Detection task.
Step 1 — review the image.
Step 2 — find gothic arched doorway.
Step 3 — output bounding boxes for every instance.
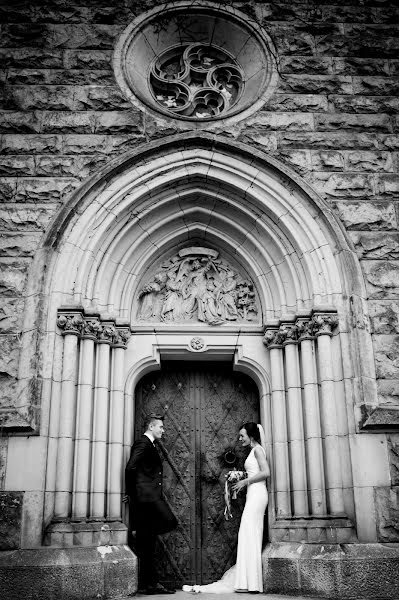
[134,361,261,586]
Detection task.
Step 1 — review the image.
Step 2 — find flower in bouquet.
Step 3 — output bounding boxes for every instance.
[224,469,246,520]
[226,469,246,499]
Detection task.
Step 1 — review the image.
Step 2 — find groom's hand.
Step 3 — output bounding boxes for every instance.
[122,494,129,503]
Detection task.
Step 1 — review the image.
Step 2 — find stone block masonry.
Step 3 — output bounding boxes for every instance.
[0,1,399,599]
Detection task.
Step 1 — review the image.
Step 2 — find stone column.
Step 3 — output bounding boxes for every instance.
[283,324,309,517]
[107,325,131,520]
[90,321,115,520]
[72,316,100,520]
[263,327,291,517]
[297,317,327,516]
[313,312,345,516]
[54,310,83,520]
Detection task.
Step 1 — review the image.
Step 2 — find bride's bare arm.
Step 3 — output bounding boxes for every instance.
[232,446,269,492]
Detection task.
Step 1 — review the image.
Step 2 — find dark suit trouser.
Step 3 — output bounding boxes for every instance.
[134,500,178,588]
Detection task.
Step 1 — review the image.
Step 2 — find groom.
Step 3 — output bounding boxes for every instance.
[125,413,178,595]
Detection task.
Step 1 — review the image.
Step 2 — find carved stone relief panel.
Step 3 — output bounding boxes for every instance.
[136,247,259,325]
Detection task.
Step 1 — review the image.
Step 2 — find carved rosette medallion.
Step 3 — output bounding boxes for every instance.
[190,337,205,352]
[136,247,259,326]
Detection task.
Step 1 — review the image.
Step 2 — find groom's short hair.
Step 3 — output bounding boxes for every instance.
[144,413,164,430]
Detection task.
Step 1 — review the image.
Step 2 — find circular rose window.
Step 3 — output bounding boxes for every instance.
[113,2,277,124]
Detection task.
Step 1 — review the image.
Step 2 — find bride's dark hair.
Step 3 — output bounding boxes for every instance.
[241,422,260,443]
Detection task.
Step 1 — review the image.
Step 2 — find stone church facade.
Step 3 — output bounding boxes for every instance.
[0,1,398,598]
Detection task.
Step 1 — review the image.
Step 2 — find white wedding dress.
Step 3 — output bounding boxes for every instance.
[183,446,268,593]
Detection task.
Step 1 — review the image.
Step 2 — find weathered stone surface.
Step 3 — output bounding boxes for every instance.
[244,112,314,131]
[264,94,329,113]
[0,48,63,69]
[333,57,390,76]
[350,232,399,259]
[364,262,399,300]
[353,76,399,96]
[373,334,399,378]
[388,436,399,486]
[0,298,25,333]
[77,86,132,110]
[0,205,56,232]
[0,156,35,176]
[61,134,110,154]
[6,68,114,86]
[63,49,113,70]
[0,546,137,600]
[378,381,399,407]
[330,95,399,114]
[0,260,29,297]
[313,172,374,198]
[334,201,397,231]
[5,86,78,111]
[0,233,41,258]
[0,112,41,134]
[277,150,311,172]
[15,178,79,202]
[375,486,399,542]
[94,111,143,134]
[0,134,62,154]
[0,492,23,550]
[278,132,380,150]
[315,113,392,133]
[279,75,353,95]
[280,56,333,75]
[311,150,345,171]
[346,151,394,172]
[0,334,20,379]
[0,178,17,202]
[375,173,399,196]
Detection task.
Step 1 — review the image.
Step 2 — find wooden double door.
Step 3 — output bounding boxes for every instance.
[134,362,260,586]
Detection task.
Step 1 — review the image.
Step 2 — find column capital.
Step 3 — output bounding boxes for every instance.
[82,315,102,340]
[263,325,288,349]
[57,309,84,336]
[112,325,131,349]
[312,312,339,337]
[296,317,314,341]
[97,320,116,345]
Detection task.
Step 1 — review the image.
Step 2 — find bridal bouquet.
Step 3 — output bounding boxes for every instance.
[224,469,246,520]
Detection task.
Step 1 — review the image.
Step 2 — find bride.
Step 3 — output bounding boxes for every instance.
[183,422,269,593]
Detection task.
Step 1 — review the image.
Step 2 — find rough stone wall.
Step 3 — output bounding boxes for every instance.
[0,0,398,532]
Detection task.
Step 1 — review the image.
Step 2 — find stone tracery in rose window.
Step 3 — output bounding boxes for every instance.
[149,43,244,119]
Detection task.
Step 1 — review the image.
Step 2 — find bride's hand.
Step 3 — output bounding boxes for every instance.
[232,479,248,493]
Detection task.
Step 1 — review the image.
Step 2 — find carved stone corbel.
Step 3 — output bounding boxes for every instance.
[57,310,84,336]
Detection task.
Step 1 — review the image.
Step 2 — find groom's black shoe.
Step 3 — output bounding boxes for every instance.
[144,583,176,594]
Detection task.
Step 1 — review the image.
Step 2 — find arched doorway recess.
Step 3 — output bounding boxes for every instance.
[30,133,376,551]
[134,361,261,587]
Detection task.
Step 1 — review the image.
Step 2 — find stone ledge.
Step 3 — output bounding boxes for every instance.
[359,404,399,430]
[0,545,137,600]
[44,520,128,547]
[263,542,399,599]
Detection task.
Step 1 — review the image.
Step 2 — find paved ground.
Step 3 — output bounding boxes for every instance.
[132,592,324,600]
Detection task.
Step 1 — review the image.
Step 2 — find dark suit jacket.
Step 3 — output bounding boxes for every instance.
[125,435,163,503]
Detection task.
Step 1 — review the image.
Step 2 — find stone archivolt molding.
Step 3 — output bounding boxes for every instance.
[263,312,339,348]
[56,310,131,349]
[136,247,259,326]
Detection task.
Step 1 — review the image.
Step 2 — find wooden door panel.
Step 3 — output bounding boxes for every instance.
[134,363,260,586]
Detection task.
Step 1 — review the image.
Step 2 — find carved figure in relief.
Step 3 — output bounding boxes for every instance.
[161,272,184,322]
[137,248,259,325]
[217,270,238,321]
[138,272,167,320]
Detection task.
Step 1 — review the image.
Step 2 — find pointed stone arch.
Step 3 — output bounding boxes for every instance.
[11,133,380,550]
